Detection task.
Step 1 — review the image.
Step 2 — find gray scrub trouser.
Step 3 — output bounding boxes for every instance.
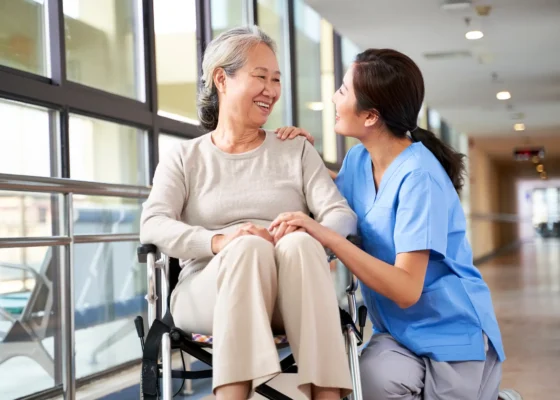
[360,333,502,400]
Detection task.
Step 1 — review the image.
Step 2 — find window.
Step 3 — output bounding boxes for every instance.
[211,0,246,38]
[64,0,145,100]
[0,191,58,238]
[68,115,148,186]
[73,195,142,235]
[154,0,199,123]
[258,0,289,130]
[341,37,361,151]
[294,1,336,159]
[0,98,56,177]
[0,246,62,398]
[73,241,146,378]
[0,0,48,76]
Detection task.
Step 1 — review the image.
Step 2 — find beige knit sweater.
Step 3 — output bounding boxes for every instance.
[140,130,357,277]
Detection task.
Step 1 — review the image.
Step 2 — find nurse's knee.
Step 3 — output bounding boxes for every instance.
[360,350,423,398]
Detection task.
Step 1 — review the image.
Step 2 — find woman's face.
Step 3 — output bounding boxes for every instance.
[218,43,281,128]
[332,64,375,139]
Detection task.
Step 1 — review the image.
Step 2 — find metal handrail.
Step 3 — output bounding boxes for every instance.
[74,234,140,244]
[0,173,151,198]
[0,236,72,248]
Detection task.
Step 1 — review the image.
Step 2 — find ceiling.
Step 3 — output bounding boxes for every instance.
[306,0,560,138]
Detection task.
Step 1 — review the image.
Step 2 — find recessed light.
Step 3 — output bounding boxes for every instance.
[514,123,525,131]
[497,91,511,100]
[465,30,484,40]
[307,102,324,111]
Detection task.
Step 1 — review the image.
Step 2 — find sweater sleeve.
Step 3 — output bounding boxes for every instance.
[140,145,215,260]
[301,141,358,238]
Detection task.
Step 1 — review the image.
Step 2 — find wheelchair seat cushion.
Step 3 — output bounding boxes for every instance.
[191,333,289,346]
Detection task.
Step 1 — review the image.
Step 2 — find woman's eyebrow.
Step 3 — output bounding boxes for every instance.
[253,67,281,76]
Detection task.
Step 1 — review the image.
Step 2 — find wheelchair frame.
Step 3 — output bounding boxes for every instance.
[136,241,366,400]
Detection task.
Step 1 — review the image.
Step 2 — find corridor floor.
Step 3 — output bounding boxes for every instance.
[479,238,560,398]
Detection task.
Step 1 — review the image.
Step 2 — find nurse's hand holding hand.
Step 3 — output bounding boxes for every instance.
[269,212,335,247]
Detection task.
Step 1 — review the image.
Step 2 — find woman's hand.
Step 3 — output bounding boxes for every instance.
[212,223,274,254]
[269,221,306,244]
[275,126,315,145]
[269,212,338,247]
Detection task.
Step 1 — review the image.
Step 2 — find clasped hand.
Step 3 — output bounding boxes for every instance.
[211,220,305,254]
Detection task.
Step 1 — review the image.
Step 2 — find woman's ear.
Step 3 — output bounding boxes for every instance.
[364,111,379,128]
[214,68,227,93]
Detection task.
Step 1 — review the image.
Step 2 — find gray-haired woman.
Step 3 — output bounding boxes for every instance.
[140,26,356,400]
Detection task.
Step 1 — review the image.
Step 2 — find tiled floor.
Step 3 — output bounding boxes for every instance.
[479,238,560,399]
[87,238,560,399]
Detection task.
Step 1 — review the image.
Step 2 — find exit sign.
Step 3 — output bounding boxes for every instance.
[513,147,545,161]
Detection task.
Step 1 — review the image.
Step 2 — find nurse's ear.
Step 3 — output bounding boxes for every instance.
[364,111,379,128]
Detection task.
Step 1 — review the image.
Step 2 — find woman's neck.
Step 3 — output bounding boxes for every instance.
[213,117,264,154]
[362,129,411,178]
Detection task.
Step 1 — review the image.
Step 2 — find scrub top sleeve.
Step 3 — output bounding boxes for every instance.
[394,171,447,260]
[301,141,357,237]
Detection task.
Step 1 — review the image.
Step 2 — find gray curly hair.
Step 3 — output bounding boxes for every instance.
[197,25,277,132]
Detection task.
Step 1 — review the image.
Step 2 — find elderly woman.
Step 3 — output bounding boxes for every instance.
[140,26,356,400]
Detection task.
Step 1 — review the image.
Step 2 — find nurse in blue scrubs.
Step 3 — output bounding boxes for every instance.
[271,49,509,400]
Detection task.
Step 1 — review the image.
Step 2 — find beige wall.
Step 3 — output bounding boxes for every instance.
[469,144,501,259]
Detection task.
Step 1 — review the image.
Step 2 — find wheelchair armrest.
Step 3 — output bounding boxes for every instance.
[137,244,158,263]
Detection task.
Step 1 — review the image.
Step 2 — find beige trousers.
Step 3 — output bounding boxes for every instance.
[170,232,353,399]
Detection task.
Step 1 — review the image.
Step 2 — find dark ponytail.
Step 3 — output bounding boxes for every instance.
[410,128,466,192]
[352,49,467,193]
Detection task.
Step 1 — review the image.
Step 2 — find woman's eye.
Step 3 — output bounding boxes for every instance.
[273,78,280,83]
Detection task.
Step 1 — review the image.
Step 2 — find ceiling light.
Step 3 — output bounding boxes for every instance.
[465,30,484,40]
[514,123,525,131]
[307,102,324,111]
[536,164,544,173]
[496,91,511,100]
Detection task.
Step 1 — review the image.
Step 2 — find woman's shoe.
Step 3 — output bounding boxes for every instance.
[498,389,523,400]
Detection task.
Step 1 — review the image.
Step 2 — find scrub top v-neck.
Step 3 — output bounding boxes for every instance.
[335,142,505,364]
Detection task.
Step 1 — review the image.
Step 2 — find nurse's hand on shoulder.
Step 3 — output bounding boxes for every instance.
[269,212,334,247]
[275,126,314,145]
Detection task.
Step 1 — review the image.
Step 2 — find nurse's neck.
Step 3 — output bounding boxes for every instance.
[362,128,412,186]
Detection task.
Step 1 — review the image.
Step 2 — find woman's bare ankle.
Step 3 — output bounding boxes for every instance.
[311,386,341,400]
[215,381,251,400]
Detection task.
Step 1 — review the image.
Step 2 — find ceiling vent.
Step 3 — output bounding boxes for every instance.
[441,0,472,11]
[423,50,472,60]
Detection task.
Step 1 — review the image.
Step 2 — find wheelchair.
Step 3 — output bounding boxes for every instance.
[134,236,368,400]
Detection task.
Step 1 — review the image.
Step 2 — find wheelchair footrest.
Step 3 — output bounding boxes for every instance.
[169,369,212,380]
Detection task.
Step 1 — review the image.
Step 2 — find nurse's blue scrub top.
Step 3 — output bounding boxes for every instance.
[336,142,505,363]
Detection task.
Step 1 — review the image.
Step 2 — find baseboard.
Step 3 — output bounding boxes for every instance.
[473,239,530,266]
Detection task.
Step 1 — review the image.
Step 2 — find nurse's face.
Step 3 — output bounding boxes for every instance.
[332,64,377,139]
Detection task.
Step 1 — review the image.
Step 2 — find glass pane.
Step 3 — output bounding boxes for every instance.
[0,98,54,177]
[158,133,188,160]
[0,0,47,75]
[211,0,245,37]
[69,114,148,186]
[294,0,323,152]
[258,0,288,130]
[64,0,144,100]
[154,0,199,123]
[0,191,62,238]
[341,37,361,151]
[74,241,146,378]
[0,246,62,398]
[73,195,142,235]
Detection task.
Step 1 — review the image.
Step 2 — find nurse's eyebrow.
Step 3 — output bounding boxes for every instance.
[253,67,281,76]
[342,83,349,91]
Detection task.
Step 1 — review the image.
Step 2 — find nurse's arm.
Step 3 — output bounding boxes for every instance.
[328,235,429,308]
[328,169,338,180]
